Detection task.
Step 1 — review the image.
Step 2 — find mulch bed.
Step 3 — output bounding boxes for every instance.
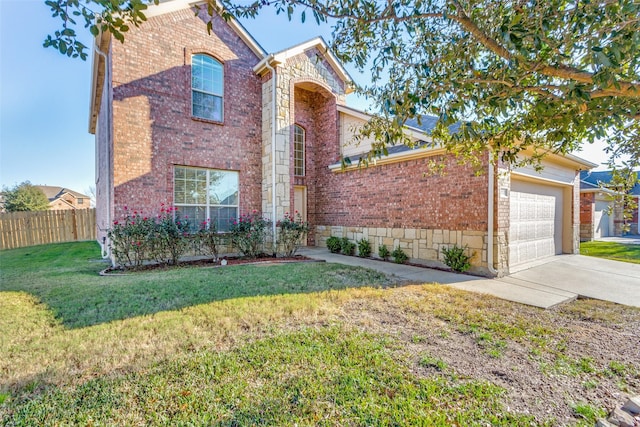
[100,255,321,276]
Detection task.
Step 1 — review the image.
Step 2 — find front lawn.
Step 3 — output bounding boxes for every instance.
[1,242,639,426]
[580,241,640,264]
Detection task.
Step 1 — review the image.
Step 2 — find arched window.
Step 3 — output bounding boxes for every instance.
[293,124,305,177]
[191,54,223,122]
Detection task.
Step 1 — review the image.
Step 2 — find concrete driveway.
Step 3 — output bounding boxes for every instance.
[300,247,640,309]
[507,255,640,307]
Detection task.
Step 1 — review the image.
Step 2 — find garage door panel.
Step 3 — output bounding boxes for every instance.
[509,180,563,267]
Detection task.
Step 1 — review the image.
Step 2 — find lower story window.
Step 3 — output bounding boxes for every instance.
[174,166,238,232]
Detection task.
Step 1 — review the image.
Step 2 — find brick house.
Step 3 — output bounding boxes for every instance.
[36,186,92,210]
[90,0,595,276]
[580,170,640,240]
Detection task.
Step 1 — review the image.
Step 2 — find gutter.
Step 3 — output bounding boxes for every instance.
[263,55,277,253]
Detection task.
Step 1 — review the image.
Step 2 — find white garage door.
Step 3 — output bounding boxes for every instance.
[509,180,563,267]
[594,199,611,238]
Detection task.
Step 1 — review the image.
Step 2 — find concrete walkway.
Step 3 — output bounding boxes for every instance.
[596,235,640,245]
[299,248,578,309]
[299,248,640,309]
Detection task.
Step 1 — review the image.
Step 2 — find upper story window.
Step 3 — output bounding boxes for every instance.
[294,124,305,177]
[191,54,223,122]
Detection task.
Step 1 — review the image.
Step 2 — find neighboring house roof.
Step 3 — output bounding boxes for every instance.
[580,170,640,195]
[35,186,90,202]
[253,37,354,94]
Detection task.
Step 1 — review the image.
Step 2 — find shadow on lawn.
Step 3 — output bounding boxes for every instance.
[0,242,396,329]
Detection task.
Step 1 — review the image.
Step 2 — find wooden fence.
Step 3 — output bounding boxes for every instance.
[0,209,96,250]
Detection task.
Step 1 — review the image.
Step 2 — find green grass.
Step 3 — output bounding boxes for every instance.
[1,242,637,425]
[4,327,538,426]
[0,242,391,328]
[580,241,640,264]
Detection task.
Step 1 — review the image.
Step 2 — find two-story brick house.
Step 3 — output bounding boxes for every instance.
[90,0,595,276]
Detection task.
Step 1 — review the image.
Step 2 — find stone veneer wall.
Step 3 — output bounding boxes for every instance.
[315,225,492,276]
[579,191,595,242]
[261,48,347,225]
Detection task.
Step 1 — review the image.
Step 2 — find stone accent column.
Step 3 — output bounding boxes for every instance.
[261,70,292,223]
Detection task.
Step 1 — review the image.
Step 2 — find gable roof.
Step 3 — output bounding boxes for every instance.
[580,170,640,195]
[35,186,90,202]
[254,37,354,94]
[89,0,267,134]
[144,0,267,59]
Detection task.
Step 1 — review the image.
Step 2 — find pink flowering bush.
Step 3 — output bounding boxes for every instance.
[229,211,271,258]
[107,205,190,268]
[148,206,191,266]
[276,211,309,257]
[107,208,154,268]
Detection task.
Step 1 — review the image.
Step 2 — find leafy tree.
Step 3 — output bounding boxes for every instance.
[2,181,50,212]
[603,167,639,234]
[45,0,640,168]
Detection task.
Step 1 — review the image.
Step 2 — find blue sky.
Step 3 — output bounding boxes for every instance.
[0,0,609,196]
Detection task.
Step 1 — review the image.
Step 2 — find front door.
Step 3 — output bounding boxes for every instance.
[294,186,307,246]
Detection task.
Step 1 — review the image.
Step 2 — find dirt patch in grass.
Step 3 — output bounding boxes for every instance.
[337,285,640,425]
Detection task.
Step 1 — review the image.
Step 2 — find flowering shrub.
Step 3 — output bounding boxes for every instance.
[148,207,190,265]
[276,211,309,257]
[108,205,190,268]
[107,208,153,268]
[229,211,271,258]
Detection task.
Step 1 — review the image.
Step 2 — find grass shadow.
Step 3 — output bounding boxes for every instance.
[0,242,396,329]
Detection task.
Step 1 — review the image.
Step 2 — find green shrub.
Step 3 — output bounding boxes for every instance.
[326,236,342,253]
[276,212,309,257]
[151,208,191,265]
[441,244,472,272]
[378,244,390,260]
[391,246,408,264]
[357,238,372,258]
[230,212,271,258]
[196,219,225,262]
[340,237,356,256]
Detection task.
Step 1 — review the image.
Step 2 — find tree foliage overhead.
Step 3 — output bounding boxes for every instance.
[46,0,640,167]
[2,182,51,212]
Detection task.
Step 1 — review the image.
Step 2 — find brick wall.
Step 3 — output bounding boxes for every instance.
[314,154,489,231]
[291,86,337,245]
[108,6,263,221]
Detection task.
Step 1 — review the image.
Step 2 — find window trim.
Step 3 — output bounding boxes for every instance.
[191,53,224,123]
[173,166,239,231]
[293,124,305,177]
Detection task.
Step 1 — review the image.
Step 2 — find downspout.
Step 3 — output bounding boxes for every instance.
[487,152,498,275]
[264,57,277,253]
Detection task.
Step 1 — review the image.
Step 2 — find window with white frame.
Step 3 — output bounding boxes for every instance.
[191,54,223,122]
[294,124,305,177]
[174,166,238,231]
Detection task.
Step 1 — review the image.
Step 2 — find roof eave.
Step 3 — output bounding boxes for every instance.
[254,37,354,94]
[88,29,110,135]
